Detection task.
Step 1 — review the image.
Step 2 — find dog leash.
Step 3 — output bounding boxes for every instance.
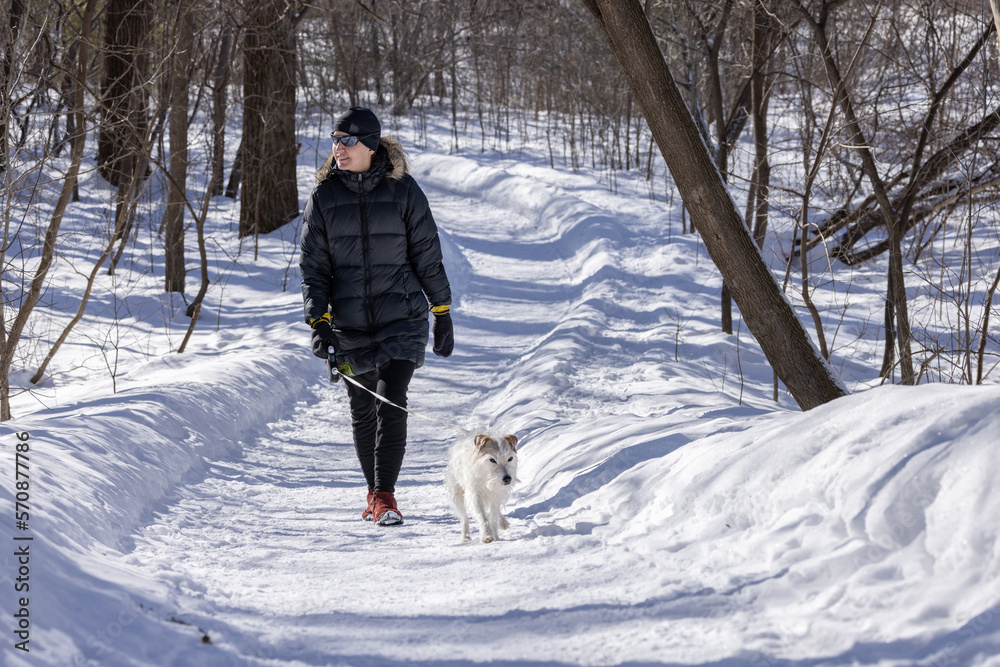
[328,355,474,436]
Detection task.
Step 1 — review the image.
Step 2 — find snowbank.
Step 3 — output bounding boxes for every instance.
[1,309,316,665]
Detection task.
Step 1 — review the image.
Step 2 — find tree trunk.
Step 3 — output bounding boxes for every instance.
[97,0,152,190]
[101,0,153,281]
[1,0,26,170]
[977,261,1000,384]
[240,0,299,238]
[749,0,773,249]
[225,138,242,199]
[211,23,232,197]
[582,0,847,411]
[178,134,226,353]
[164,0,193,293]
[990,0,1000,52]
[0,1,27,417]
[796,0,914,385]
[704,0,734,335]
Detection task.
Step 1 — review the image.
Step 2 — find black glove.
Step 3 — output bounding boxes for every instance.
[432,312,454,357]
[311,320,336,359]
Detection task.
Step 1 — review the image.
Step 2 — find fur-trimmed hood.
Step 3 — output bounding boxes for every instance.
[315,135,409,183]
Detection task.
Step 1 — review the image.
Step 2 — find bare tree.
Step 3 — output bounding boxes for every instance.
[385,1,436,116]
[30,154,148,387]
[210,10,233,196]
[748,0,777,249]
[1,0,26,169]
[802,22,998,264]
[990,0,1000,50]
[978,263,1000,383]
[325,0,380,108]
[582,0,847,411]
[794,0,916,384]
[97,0,154,277]
[239,0,299,241]
[178,139,225,352]
[164,0,195,293]
[698,0,740,334]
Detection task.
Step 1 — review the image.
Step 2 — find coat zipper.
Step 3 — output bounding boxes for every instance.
[357,173,376,332]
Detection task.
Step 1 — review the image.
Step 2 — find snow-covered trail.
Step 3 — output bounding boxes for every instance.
[119,149,794,666]
[126,379,680,667]
[123,158,698,666]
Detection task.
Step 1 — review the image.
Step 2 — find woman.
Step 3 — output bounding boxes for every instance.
[300,107,453,526]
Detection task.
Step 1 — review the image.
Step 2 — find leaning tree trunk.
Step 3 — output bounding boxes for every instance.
[582,0,847,411]
[164,0,193,293]
[240,0,299,239]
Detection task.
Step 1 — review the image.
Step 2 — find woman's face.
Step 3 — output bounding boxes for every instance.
[333,132,375,173]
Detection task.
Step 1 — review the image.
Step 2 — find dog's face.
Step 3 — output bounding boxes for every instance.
[473,434,519,487]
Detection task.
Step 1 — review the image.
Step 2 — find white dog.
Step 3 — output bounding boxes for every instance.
[445,433,519,543]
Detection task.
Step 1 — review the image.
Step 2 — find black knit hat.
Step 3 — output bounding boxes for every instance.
[334,107,381,152]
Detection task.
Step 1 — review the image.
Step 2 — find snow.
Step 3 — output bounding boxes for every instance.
[2,112,1000,666]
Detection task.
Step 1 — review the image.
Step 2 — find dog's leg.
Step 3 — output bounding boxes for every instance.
[473,495,496,543]
[449,483,470,542]
[499,513,509,531]
[486,503,503,537]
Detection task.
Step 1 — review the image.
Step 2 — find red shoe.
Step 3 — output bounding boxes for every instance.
[371,491,403,525]
[361,489,375,521]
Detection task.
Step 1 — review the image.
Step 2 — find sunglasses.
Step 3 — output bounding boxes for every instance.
[330,133,373,147]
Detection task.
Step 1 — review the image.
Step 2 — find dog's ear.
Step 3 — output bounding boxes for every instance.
[503,434,519,450]
[474,435,494,451]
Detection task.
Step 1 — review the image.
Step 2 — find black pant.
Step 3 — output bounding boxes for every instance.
[345,359,416,494]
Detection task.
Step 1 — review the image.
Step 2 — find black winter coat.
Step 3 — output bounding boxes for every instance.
[300,137,451,375]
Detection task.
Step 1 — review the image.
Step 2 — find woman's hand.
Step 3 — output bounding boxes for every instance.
[432,312,454,357]
[311,320,336,359]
